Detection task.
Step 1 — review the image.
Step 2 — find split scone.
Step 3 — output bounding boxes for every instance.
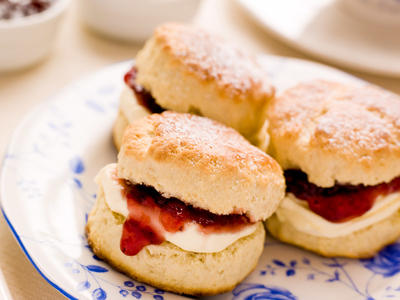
[263,80,400,258]
[88,112,285,295]
[113,22,275,149]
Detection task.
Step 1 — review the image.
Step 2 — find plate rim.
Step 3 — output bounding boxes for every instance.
[0,60,132,300]
[0,206,77,299]
[0,79,82,300]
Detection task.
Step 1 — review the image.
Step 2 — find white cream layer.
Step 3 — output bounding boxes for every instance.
[96,164,257,253]
[276,192,400,238]
[119,85,150,123]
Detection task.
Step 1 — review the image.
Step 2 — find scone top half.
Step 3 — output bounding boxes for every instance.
[119,111,285,222]
[119,22,275,143]
[264,80,400,257]
[268,80,400,187]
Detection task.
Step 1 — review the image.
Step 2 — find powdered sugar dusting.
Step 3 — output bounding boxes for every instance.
[154,23,274,99]
[150,111,279,174]
[272,80,400,157]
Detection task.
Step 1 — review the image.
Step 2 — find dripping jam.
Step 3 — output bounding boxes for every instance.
[285,169,400,223]
[124,67,165,114]
[120,180,251,256]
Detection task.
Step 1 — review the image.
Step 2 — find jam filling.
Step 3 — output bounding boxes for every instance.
[0,0,53,20]
[285,170,400,223]
[124,67,165,114]
[120,180,251,256]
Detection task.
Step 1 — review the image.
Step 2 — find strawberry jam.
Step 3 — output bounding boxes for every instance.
[124,67,164,114]
[285,170,400,223]
[120,180,251,256]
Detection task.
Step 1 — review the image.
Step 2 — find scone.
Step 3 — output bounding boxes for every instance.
[263,80,400,258]
[88,112,285,295]
[113,22,275,150]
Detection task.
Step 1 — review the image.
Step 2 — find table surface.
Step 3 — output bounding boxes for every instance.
[0,0,399,299]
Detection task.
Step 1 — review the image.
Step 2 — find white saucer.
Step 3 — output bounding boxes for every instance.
[236,0,400,77]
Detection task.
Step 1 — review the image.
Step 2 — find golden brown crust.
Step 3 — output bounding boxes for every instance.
[118,111,285,221]
[135,23,275,139]
[266,211,400,258]
[150,23,274,100]
[266,80,400,187]
[86,189,265,296]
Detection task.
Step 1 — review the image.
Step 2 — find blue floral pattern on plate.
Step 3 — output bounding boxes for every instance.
[232,283,297,300]
[1,58,398,300]
[361,243,400,278]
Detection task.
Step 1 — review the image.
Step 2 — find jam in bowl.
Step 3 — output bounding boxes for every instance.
[0,0,55,20]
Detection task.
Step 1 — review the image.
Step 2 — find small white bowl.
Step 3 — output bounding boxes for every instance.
[78,0,202,43]
[0,0,70,72]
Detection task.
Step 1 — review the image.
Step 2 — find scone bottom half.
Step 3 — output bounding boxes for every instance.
[86,185,265,296]
[89,112,286,295]
[267,169,400,258]
[264,80,400,258]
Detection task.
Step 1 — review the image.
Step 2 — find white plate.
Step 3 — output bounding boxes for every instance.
[2,57,400,300]
[236,0,400,77]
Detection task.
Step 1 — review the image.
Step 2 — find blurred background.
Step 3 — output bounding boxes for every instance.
[0,0,399,298]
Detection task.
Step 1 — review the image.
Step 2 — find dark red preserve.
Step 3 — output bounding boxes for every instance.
[120,180,251,256]
[285,169,400,223]
[124,67,165,114]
